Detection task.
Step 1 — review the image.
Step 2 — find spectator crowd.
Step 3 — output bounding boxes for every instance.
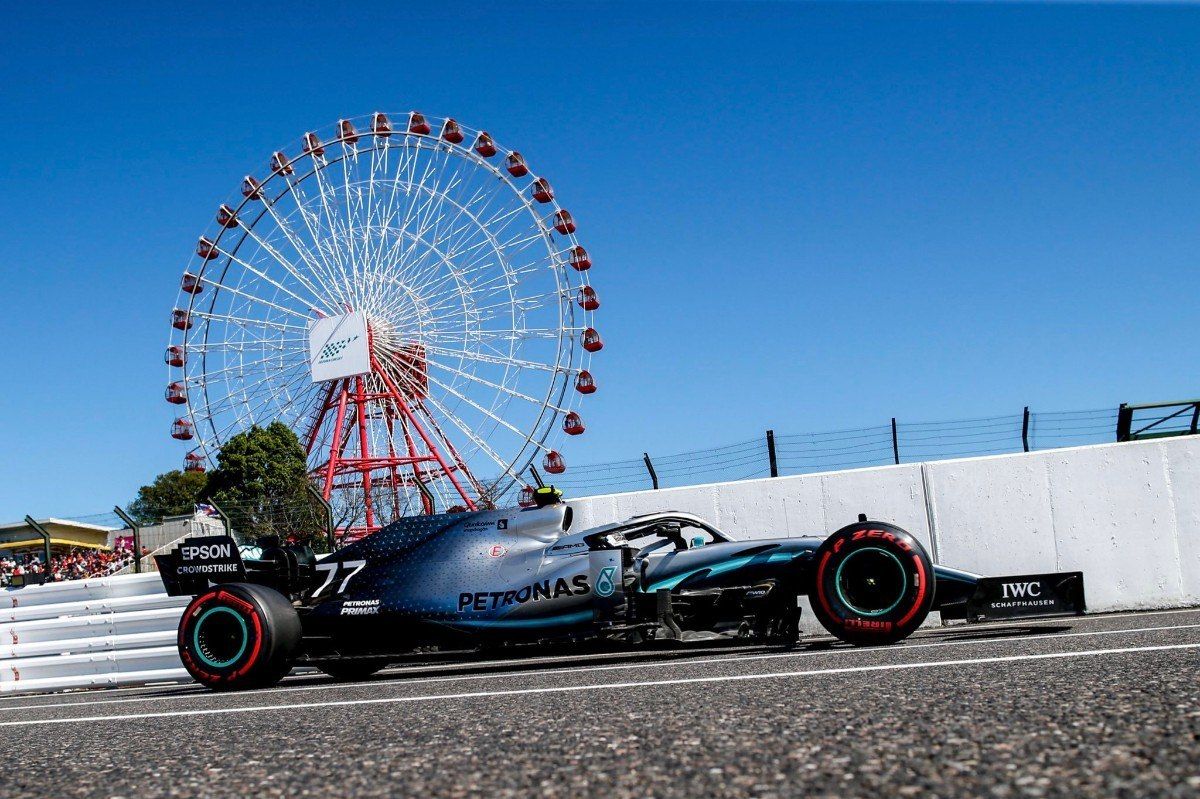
[0,541,145,587]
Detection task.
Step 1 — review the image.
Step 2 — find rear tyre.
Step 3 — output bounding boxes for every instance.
[810,521,935,646]
[317,659,390,682]
[178,583,301,691]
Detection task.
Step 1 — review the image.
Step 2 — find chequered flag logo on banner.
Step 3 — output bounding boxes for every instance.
[317,334,360,363]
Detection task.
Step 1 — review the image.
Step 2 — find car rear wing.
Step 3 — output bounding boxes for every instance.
[155,535,247,596]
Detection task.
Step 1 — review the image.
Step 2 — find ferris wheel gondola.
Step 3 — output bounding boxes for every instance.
[165,112,600,535]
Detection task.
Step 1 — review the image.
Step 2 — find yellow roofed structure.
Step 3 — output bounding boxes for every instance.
[0,518,117,554]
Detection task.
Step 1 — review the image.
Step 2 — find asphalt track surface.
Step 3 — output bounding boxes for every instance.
[0,609,1198,798]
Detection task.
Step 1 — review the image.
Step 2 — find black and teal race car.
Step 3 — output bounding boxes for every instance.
[157,492,1085,690]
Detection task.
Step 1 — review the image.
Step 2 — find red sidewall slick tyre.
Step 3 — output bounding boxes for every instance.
[178,583,301,691]
[811,522,935,646]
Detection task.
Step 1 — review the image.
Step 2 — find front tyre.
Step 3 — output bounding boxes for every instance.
[178,583,301,691]
[811,521,934,646]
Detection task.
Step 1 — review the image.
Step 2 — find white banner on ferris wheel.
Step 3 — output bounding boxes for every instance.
[308,311,371,383]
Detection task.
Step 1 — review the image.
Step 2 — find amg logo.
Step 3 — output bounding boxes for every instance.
[1001,581,1042,599]
[181,543,232,561]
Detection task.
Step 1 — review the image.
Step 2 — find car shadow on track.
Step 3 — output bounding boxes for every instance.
[250,625,1079,691]
[924,624,1073,643]
[91,624,1078,699]
[302,640,786,686]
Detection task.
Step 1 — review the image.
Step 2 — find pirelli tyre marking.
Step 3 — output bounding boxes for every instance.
[813,524,932,643]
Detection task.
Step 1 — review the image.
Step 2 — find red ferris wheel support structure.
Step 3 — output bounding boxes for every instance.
[302,328,482,537]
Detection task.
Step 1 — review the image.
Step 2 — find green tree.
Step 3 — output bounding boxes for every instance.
[203,422,323,544]
[128,470,208,525]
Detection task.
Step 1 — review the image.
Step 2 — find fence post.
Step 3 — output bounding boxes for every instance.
[112,506,142,573]
[891,418,900,464]
[766,429,778,477]
[643,452,659,490]
[1022,406,1031,453]
[1116,403,1132,442]
[306,485,336,554]
[413,471,436,515]
[22,516,53,580]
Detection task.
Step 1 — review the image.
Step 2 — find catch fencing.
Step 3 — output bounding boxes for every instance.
[53,401,1197,526]
[544,401,1198,498]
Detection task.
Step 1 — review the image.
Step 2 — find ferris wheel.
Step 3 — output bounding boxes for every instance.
[165,112,601,535]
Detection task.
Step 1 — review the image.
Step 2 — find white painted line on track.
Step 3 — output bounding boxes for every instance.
[2,642,1196,728]
[0,606,1193,707]
[2,621,1197,714]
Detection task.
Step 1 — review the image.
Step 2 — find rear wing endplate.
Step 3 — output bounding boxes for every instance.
[155,535,247,596]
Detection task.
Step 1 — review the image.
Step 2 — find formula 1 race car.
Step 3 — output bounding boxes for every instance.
[157,492,1086,690]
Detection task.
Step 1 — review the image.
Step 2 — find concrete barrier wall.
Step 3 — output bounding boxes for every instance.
[568,462,934,545]
[569,436,1200,613]
[925,439,1197,611]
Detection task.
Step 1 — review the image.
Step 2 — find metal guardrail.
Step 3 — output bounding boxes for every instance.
[0,573,187,694]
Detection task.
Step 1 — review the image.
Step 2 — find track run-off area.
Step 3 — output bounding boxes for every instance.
[1,609,1198,798]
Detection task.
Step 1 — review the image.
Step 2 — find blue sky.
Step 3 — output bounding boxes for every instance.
[0,2,1197,520]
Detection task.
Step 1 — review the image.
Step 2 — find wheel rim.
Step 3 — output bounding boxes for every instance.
[834,547,908,617]
[192,606,249,668]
